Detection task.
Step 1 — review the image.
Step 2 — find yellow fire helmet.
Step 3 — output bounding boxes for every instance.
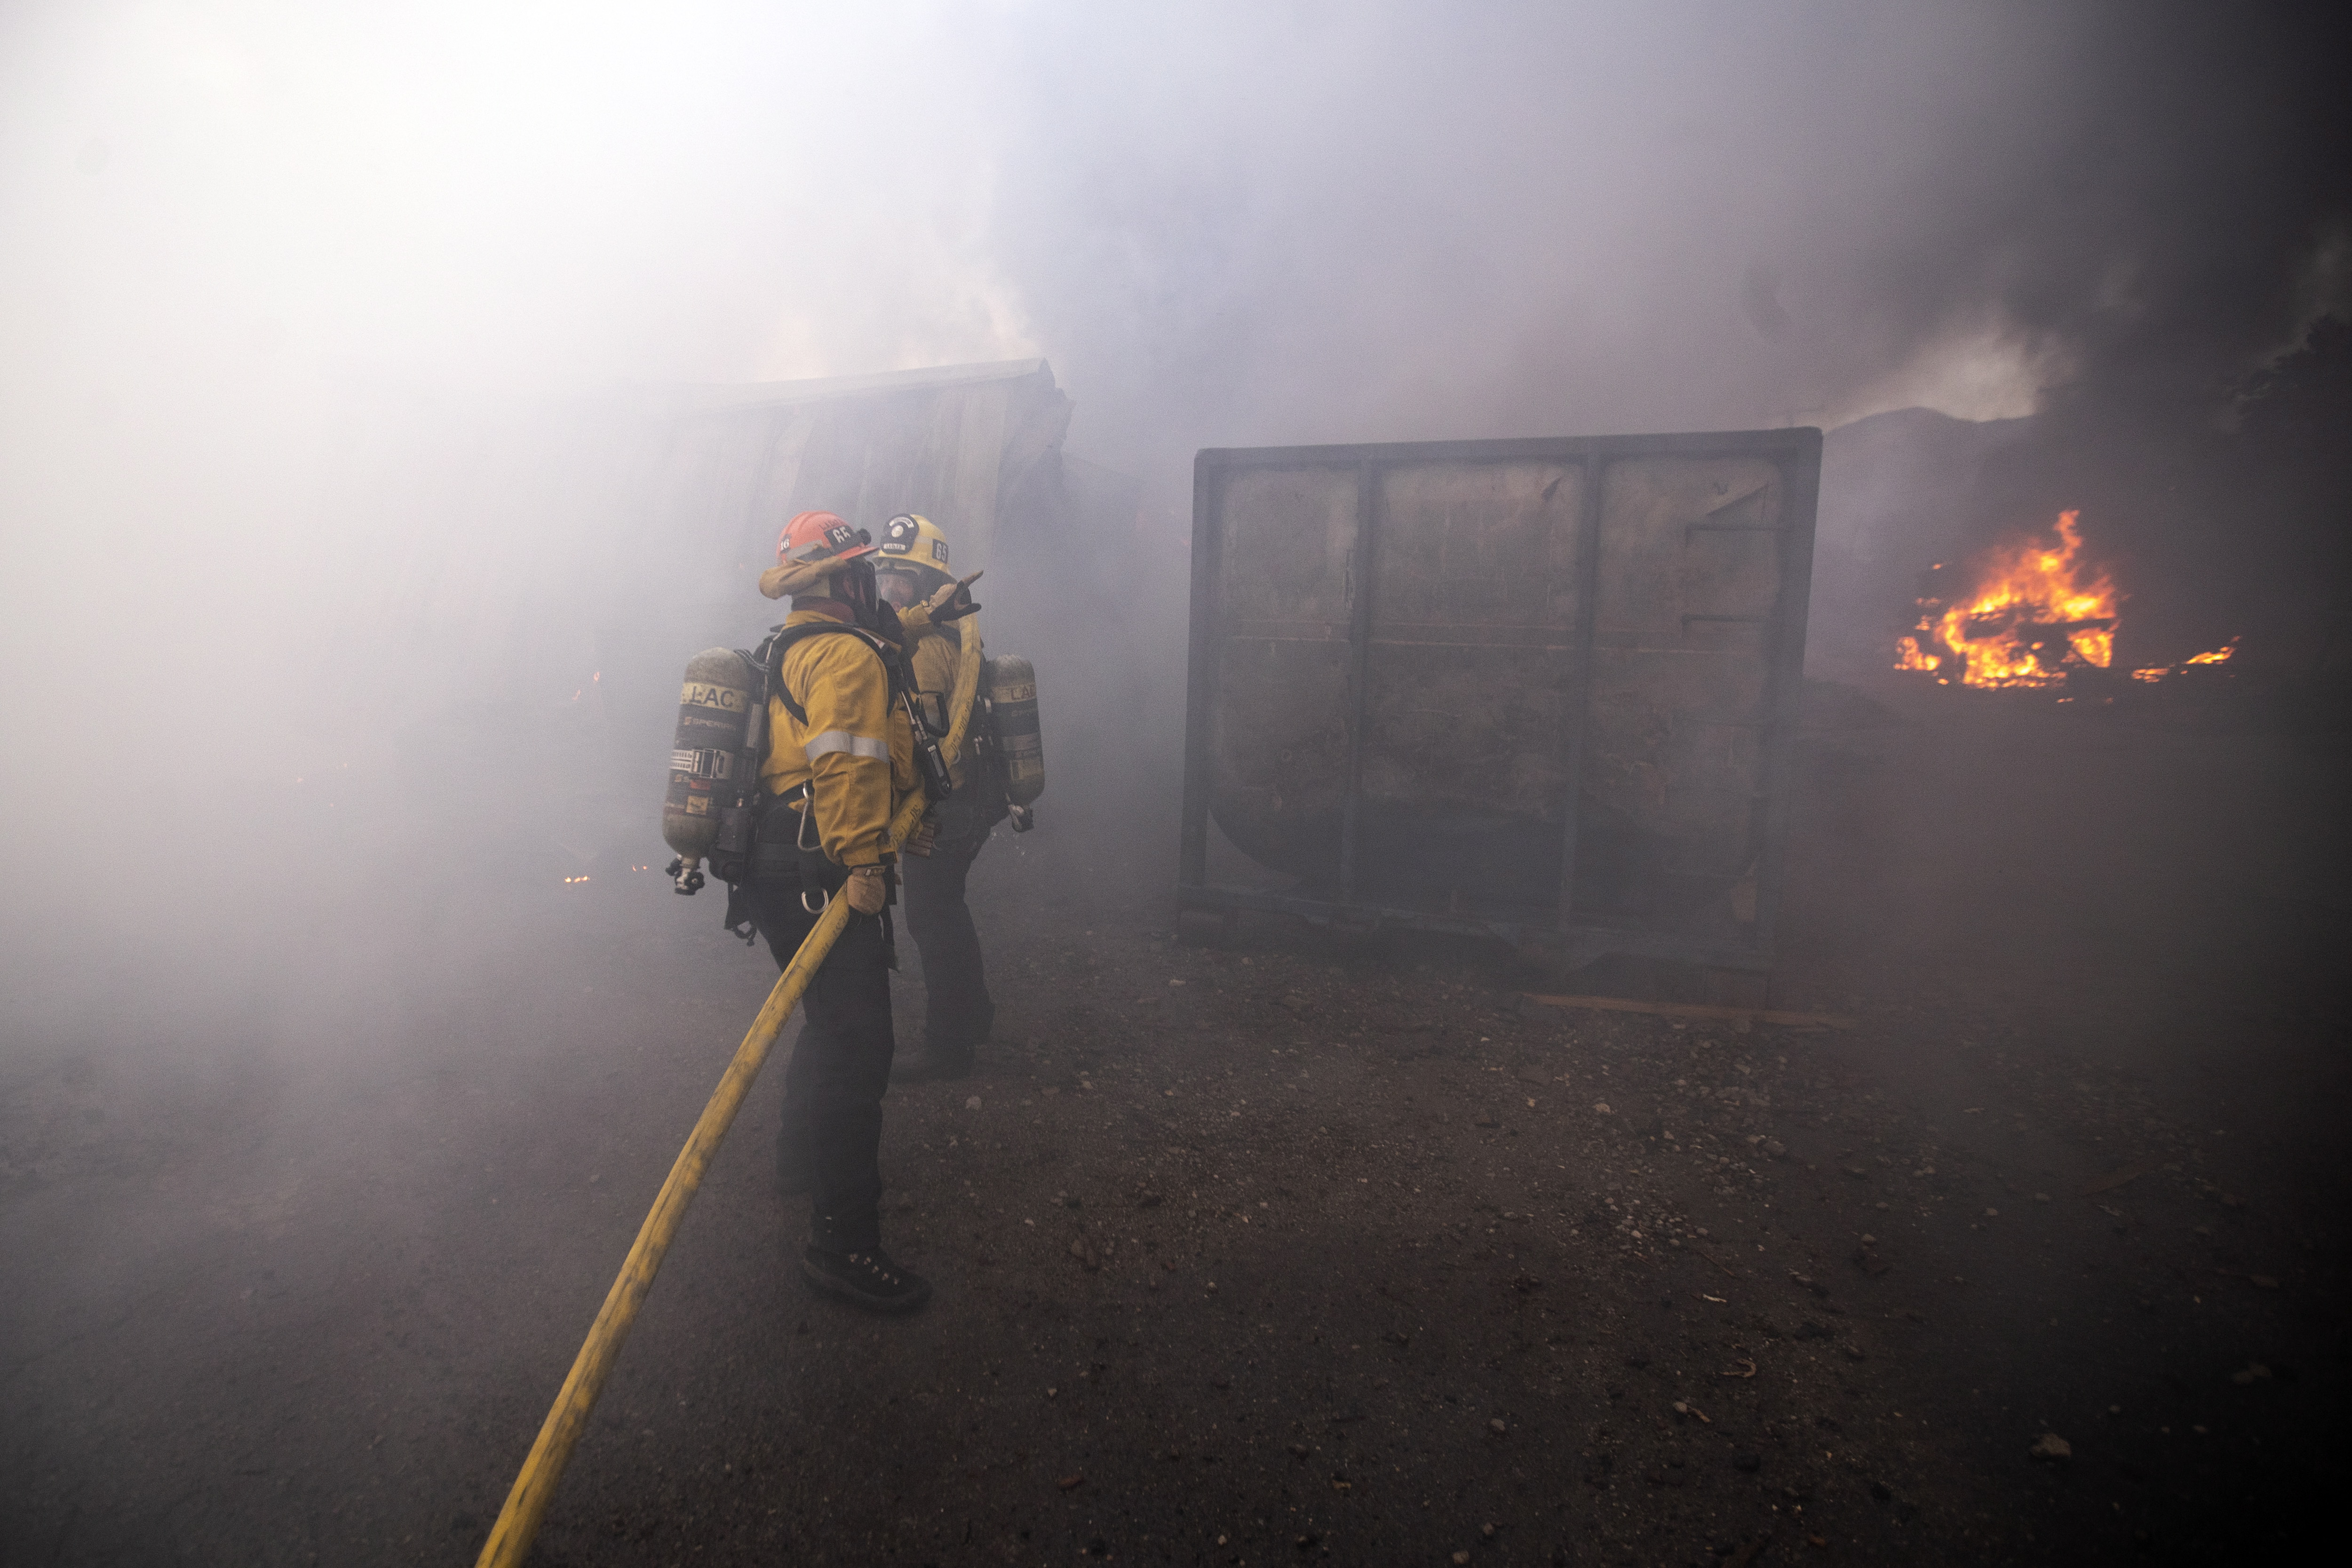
[875,512,956,594]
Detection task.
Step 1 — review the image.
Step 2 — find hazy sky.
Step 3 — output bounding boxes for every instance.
[0,0,2341,803]
[12,3,2336,477]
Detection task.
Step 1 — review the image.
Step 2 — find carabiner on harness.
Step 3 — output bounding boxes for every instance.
[791,783,830,912]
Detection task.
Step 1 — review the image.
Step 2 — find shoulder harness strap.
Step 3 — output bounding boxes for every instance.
[763,621,907,728]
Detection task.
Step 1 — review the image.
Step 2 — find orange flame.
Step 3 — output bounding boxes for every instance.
[1894,510,2121,689]
[2131,637,2239,684]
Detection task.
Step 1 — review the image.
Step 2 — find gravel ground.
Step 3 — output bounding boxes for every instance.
[1,689,2343,1567]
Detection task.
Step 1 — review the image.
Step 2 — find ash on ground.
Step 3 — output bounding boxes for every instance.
[1,685,2341,1567]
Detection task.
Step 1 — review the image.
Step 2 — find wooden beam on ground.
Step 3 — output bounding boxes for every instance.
[1521,993,1855,1029]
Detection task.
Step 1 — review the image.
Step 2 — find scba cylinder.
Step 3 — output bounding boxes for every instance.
[662,648,760,892]
[984,655,1044,807]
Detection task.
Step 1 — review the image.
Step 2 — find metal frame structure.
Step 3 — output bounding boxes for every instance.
[1176,428,1821,974]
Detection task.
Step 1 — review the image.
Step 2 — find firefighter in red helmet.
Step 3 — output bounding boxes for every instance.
[741,509,929,1313]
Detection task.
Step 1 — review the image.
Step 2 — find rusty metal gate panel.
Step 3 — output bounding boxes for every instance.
[1177,428,1821,972]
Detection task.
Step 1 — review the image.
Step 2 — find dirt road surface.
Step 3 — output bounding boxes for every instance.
[4,687,2343,1566]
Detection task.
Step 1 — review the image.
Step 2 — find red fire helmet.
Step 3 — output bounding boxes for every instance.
[777,509,876,566]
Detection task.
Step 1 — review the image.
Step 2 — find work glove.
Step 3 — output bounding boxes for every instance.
[845,864,888,915]
[922,570,984,621]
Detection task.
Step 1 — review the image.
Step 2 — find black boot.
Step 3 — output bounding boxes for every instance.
[890,1044,975,1083]
[892,998,990,1083]
[800,1245,932,1314]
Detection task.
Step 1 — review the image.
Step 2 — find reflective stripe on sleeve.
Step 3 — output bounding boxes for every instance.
[804,730,889,761]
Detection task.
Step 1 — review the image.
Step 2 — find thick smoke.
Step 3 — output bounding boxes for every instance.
[1,0,2346,1055]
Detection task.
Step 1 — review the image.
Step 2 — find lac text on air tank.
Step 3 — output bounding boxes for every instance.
[661,648,763,893]
[982,654,1043,828]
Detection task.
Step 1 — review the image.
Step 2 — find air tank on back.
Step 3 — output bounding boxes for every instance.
[662,647,761,893]
[983,654,1043,828]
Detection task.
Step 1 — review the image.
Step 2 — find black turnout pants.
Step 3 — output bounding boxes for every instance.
[900,806,995,1059]
[748,882,894,1253]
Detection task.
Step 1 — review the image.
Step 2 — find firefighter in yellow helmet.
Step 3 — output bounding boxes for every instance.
[743,508,930,1313]
[870,513,1001,1082]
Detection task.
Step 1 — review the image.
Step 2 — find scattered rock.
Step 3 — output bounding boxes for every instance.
[2029,1433,2072,1462]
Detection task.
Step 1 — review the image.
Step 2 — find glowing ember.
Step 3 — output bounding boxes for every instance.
[1893,510,2122,689]
[2131,637,2240,683]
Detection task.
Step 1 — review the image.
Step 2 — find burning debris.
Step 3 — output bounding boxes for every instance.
[1893,510,2120,688]
[1891,508,2246,696]
[2131,638,2240,684]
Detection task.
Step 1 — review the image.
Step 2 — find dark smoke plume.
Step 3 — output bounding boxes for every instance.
[2,1,2349,1048]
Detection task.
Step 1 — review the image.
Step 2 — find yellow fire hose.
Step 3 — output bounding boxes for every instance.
[474,616,982,1568]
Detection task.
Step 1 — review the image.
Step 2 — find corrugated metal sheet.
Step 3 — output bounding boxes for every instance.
[641,358,1074,577]
[1178,429,1821,973]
